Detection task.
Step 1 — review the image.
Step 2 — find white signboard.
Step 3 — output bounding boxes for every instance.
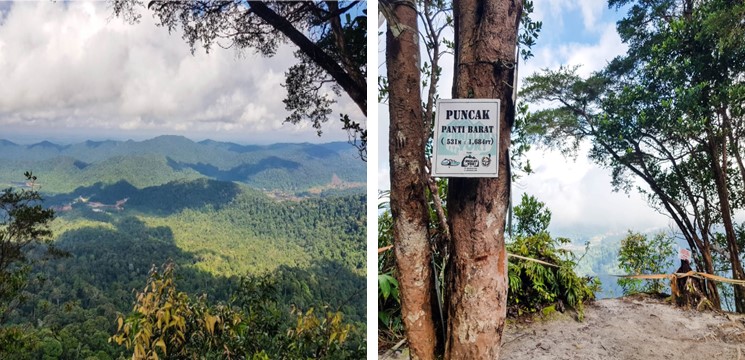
[432,99,500,177]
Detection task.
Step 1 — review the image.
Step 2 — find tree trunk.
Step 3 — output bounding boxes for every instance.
[707,128,745,312]
[700,240,721,307]
[386,1,438,358]
[446,0,521,358]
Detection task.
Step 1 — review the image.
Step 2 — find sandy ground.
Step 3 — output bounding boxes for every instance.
[382,295,745,360]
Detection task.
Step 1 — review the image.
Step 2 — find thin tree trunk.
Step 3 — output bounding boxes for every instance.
[721,111,745,311]
[446,0,521,358]
[700,239,721,307]
[386,1,438,358]
[723,110,745,187]
[707,127,745,312]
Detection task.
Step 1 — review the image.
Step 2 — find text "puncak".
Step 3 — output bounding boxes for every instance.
[445,109,491,120]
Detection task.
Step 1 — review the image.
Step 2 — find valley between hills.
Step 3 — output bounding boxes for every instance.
[0,136,366,359]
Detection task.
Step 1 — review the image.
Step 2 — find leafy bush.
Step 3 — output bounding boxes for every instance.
[507,233,599,318]
[111,262,363,359]
[378,191,598,328]
[617,231,675,295]
[506,194,599,319]
[377,195,404,346]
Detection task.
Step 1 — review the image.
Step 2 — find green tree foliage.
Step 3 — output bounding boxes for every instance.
[111,262,363,359]
[512,193,551,237]
[520,0,745,310]
[617,231,675,295]
[506,194,598,319]
[2,178,364,358]
[376,198,403,346]
[0,172,56,318]
[0,326,75,360]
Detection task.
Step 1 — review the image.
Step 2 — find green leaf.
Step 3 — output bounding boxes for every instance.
[378,273,398,301]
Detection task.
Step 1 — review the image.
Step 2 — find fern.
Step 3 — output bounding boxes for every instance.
[506,194,599,319]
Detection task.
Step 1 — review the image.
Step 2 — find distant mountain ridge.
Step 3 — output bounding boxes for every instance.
[0,135,365,194]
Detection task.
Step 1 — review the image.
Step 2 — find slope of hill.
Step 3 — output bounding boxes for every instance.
[0,138,366,359]
[3,178,365,358]
[0,136,365,194]
[45,179,366,275]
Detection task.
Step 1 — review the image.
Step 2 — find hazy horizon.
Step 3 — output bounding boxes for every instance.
[0,132,355,147]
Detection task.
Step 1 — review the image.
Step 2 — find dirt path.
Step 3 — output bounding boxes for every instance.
[383,295,745,359]
[503,295,745,360]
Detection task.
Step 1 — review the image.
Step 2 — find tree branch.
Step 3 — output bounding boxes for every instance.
[247,1,367,115]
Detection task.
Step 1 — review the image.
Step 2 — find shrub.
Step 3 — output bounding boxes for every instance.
[506,194,599,319]
[507,232,599,319]
[617,231,675,295]
[110,262,362,359]
[376,196,404,346]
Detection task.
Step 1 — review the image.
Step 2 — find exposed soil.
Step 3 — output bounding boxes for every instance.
[382,294,745,360]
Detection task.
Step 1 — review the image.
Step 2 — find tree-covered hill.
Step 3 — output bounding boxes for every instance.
[2,178,365,358]
[0,136,365,194]
[44,178,365,279]
[0,137,366,359]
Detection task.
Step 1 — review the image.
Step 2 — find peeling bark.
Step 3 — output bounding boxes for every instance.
[387,1,437,358]
[446,0,521,358]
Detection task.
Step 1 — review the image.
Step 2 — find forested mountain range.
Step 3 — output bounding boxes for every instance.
[0,137,366,359]
[0,136,365,194]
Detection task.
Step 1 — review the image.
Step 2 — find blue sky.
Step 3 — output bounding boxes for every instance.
[0,1,359,145]
[377,1,671,240]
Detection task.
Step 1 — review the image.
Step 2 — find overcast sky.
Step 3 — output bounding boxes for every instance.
[378,0,671,240]
[0,1,359,144]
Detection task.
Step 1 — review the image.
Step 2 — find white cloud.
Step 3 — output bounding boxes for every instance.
[378,104,391,191]
[560,23,627,76]
[577,0,605,30]
[533,0,606,31]
[509,18,651,237]
[509,19,639,237]
[517,145,669,238]
[0,1,354,143]
[532,0,569,29]
[519,23,626,91]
